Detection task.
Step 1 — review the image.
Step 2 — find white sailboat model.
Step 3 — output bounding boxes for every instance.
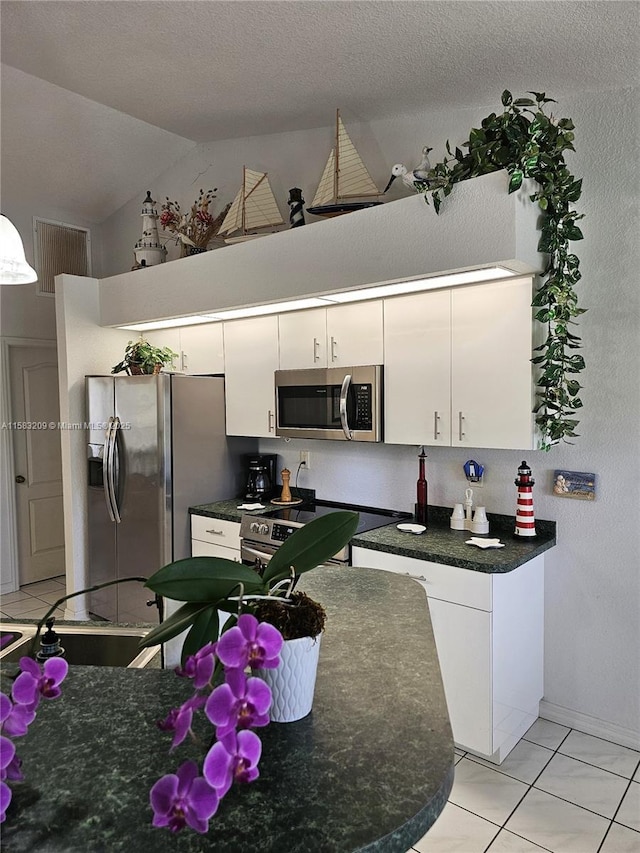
[307,110,384,217]
[218,167,284,243]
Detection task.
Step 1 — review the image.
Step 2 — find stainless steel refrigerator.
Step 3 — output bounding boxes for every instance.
[86,374,254,623]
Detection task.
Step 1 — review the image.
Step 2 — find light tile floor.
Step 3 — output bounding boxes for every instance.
[411,719,640,853]
[3,584,639,853]
[1,576,67,620]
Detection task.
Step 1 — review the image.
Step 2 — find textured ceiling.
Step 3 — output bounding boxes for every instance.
[1,0,638,222]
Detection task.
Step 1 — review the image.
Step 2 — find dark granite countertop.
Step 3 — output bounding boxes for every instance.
[189,498,273,523]
[352,507,556,574]
[2,566,454,853]
[190,501,556,574]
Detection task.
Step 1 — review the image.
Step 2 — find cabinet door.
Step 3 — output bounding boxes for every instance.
[452,277,535,449]
[223,316,279,437]
[326,302,383,366]
[383,290,451,445]
[427,597,493,755]
[278,308,327,369]
[180,323,224,375]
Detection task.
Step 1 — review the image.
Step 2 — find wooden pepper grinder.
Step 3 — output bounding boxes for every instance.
[279,468,292,503]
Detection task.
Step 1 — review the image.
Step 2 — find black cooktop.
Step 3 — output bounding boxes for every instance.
[263,500,411,535]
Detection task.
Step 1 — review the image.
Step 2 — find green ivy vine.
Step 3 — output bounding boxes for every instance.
[418,91,585,450]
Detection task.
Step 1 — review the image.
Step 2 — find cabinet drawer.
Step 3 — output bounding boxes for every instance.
[351,546,492,611]
[191,515,241,550]
[191,539,241,562]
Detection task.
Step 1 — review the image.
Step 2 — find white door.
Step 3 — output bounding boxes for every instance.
[9,345,65,584]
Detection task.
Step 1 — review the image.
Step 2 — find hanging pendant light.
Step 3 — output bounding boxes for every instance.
[0,215,37,284]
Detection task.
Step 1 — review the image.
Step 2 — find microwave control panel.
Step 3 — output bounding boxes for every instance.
[353,384,373,430]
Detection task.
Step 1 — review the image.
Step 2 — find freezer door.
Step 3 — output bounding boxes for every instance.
[113,375,171,623]
[86,376,117,621]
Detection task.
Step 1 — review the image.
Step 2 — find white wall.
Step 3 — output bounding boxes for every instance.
[55,274,132,616]
[58,86,639,746]
[0,202,104,341]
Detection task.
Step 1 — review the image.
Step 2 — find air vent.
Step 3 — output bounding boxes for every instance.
[33,218,91,296]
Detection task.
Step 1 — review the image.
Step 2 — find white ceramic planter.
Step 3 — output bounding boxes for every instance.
[260,634,322,722]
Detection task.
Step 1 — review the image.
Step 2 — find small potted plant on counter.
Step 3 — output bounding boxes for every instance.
[140,511,357,720]
[111,339,178,375]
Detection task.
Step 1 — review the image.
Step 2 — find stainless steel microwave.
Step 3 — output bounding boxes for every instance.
[275,365,383,442]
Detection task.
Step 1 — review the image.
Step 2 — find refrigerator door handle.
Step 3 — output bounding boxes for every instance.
[105,417,122,523]
[103,418,116,522]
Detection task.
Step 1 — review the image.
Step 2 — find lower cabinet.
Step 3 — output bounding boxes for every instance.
[164,516,242,669]
[190,515,241,561]
[351,546,544,764]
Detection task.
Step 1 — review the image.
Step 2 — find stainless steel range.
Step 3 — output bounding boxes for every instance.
[239,500,411,569]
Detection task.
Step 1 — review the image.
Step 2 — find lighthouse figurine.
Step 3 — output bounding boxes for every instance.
[133,191,167,268]
[514,461,537,538]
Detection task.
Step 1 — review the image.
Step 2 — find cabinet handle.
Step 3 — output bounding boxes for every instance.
[404,571,428,582]
[206,529,224,536]
[313,337,320,362]
[268,410,275,432]
[458,411,465,441]
[434,411,441,439]
[330,336,337,362]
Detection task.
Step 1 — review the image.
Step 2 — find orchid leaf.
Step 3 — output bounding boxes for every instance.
[262,511,359,584]
[139,602,213,647]
[145,557,264,602]
[181,607,220,663]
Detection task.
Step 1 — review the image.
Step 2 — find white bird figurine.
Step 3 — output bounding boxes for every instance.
[384,146,433,193]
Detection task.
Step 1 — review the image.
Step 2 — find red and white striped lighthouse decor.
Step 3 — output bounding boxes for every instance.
[514,460,537,538]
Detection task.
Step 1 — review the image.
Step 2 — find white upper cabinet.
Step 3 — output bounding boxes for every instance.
[180,323,225,375]
[384,276,536,449]
[278,302,384,370]
[278,308,327,369]
[451,277,535,449]
[223,316,279,437]
[384,289,452,445]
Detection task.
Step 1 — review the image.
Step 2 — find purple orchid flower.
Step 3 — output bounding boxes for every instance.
[216,614,283,671]
[203,729,262,798]
[157,694,206,750]
[175,642,217,689]
[150,760,218,834]
[1,690,36,738]
[12,656,68,709]
[205,668,272,737]
[0,735,16,824]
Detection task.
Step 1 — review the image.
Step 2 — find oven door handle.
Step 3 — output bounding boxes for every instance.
[242,544,276,563]
[339,373,353,440]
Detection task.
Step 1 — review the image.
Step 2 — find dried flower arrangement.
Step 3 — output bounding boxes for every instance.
[160,189,231,257]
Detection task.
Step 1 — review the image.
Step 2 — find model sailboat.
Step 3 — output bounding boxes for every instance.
[218,167,284,243]
[307,110,384,217]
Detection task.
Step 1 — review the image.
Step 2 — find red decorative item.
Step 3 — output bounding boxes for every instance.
[514,461,537,538]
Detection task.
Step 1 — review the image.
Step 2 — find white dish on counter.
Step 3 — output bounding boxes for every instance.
[397,523,426,534]
[465,538,505,549]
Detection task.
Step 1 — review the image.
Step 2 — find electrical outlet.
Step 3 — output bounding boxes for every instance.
[299,450,311,470]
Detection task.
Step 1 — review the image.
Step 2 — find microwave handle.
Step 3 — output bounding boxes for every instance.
[339,373,353,440]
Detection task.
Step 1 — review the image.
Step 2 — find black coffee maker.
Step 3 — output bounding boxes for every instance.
[244,454,278,502]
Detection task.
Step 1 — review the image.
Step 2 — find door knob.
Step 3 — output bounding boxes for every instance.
[15,475,25,483]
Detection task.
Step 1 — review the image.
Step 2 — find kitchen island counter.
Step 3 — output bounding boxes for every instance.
[2,566,453,853]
